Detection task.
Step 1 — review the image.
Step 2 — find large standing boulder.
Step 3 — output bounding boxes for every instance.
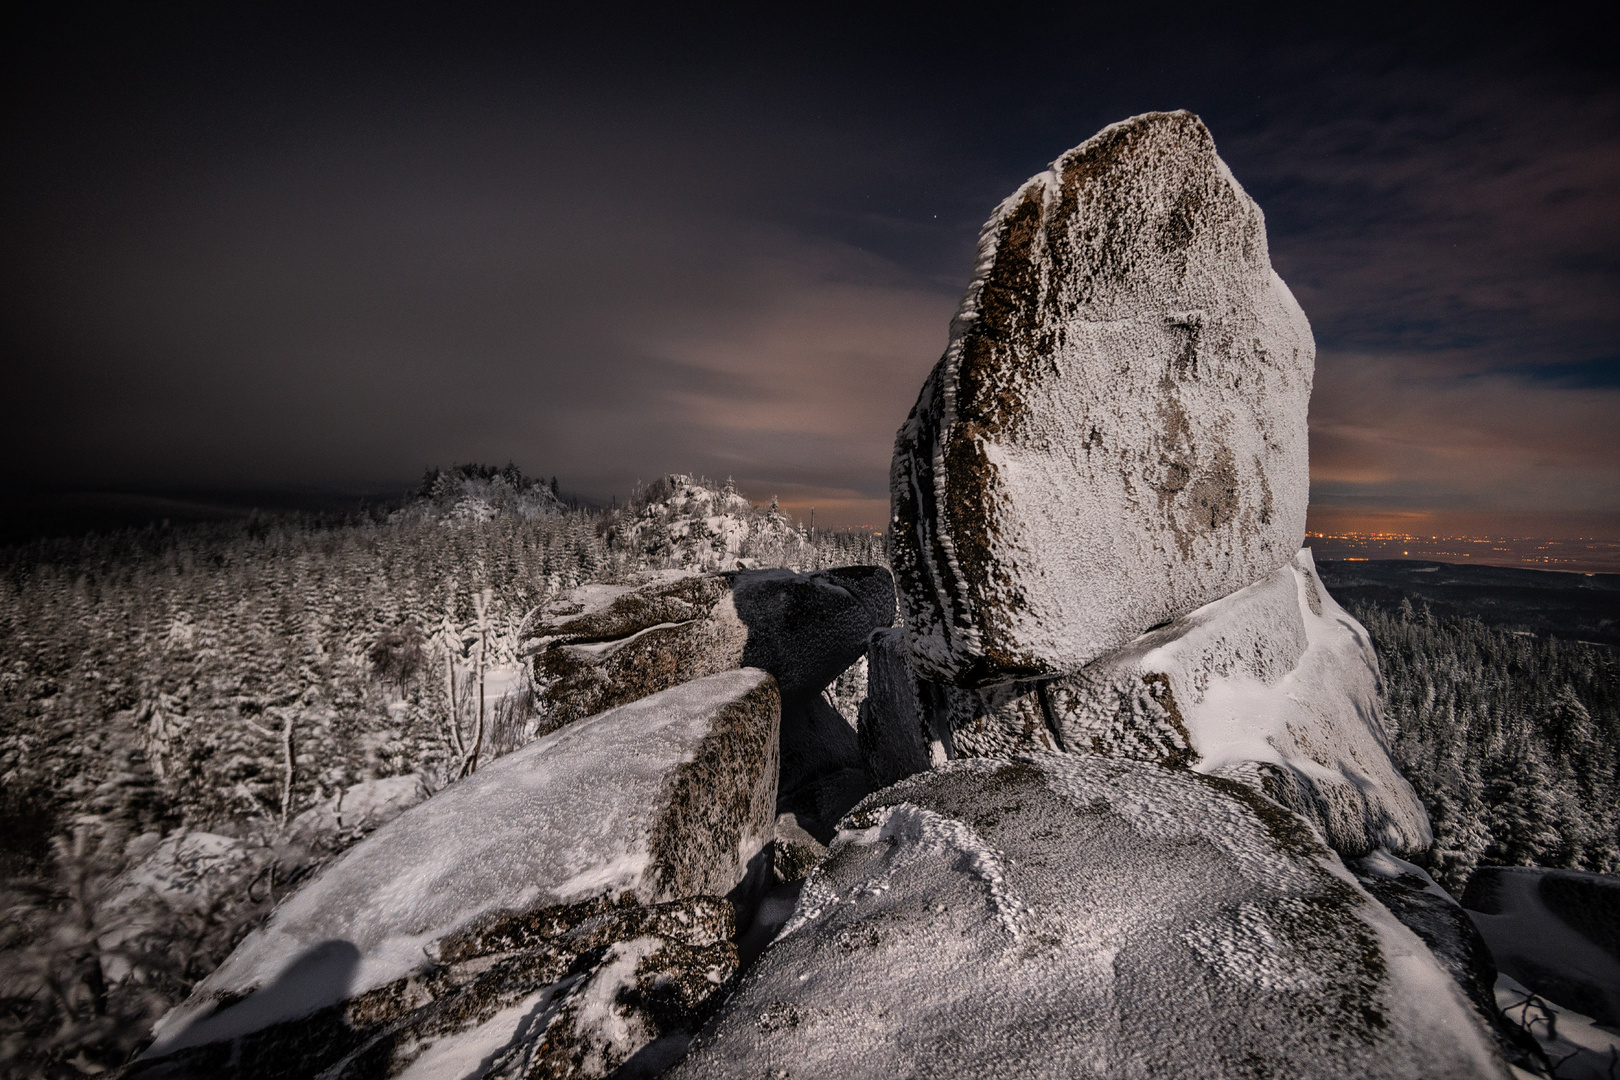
[669,756,1511,1080]
[141,668,781,1073]
[891,109,1314,687]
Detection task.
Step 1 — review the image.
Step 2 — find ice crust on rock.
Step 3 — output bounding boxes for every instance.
[148,668,779,1053]
[670,756,1510,1080]
[891,109,1314,686]
[1047,548,1432,857]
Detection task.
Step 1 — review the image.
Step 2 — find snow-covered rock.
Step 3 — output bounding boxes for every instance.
[1494,973,1620,1080]
[891,110,1314,687]
[532,566,894,733]
[1462,865,1620,1027]
[669,756,1511,1080]
[146,668,781,1056]
[857,550,1424,859]
[1350,851,1549,1073]
[285,774,430,848]
[1045,548,1431,857]
[535,573,750,730]
[771,812,828,885]
[127,893,740,1080]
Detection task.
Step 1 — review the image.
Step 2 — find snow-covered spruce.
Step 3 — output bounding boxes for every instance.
[891,110,1313,687]
[140,668,780,1071]
[669,756,1512,1080]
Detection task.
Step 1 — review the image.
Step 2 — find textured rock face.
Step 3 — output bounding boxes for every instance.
[148,669,780,1057]
[1045,548,1431,857]
[126,894,739,1080]
[669,756,1509,1080]
[535,567,893,730]
[535,574,750,730]
[731,566,896,697]
[858,550,1428,859]
[856,628,942,787]
[1463,866,1620,1026]
[891,109,1314,687]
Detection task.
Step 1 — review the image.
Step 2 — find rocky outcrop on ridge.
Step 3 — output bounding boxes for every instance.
[532,566,893,731]
[669,756,1510,1080]
[891,109,1314,687]
[532,565,892,838]
[136,669,781,1076]
[124,111,1557,1080]
[125,893,740,1080]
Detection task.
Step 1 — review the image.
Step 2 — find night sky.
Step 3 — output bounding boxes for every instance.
[4,4,1615,536]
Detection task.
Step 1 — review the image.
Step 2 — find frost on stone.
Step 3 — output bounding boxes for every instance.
[1462,866,1620,1029]
[147,668,779,1053]
[669,756,1510,1080]
[1045,548,1432,857]
[891,110,1314,687]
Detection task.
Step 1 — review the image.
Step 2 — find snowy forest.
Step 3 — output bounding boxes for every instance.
[0,467,1614,1075]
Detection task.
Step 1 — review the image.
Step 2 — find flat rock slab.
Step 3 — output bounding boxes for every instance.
[892,110,1313,686]
[147,668,780,1055]
[535,566,894,730]
[1463,866,1620,1026]
[1045,548,1431,857]
[670,756,1509,1080]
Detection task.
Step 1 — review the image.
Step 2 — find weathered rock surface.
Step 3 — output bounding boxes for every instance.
[857,550,1429,859]
[124,893,739,1080]
[891,109,1314,687]
[856,628,943,787]
[770,812,828,885]
[534,573,749,731]
[1045,548,1430,857]
[533,566,894,730]
[670,756,1510,1080]
[776,694,864,816]
[1463,865,1620,1026]
[859,627,1064,790]
[146,668,780,1059]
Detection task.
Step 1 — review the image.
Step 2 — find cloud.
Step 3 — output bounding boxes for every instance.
[1309,350,1620,513]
